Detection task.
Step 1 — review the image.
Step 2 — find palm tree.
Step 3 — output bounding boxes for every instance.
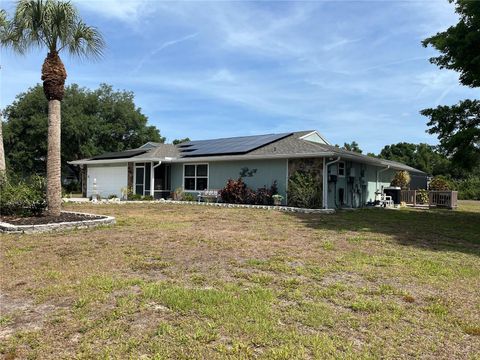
[0,9,8,179]
[1,0,104,215]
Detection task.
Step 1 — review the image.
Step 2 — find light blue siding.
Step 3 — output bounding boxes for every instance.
[325,161,395,208]
[169,157,396,208]
[170,159,288,201]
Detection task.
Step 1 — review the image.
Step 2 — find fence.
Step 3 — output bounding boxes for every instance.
[400,190,458,209]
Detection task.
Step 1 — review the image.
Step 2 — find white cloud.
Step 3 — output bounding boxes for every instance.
[132,32,199,74]
[74,0,152,23]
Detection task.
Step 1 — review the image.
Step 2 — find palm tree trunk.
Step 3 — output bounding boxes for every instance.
[0,116,5,181]
[46,100,62,216]
[42,51,67,217]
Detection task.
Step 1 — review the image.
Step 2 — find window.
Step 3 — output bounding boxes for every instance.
[184,164,208,191]
[337,162,345,177]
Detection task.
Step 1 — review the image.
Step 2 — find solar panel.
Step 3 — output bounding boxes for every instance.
[179,133,292,157]
[90,149,147,160]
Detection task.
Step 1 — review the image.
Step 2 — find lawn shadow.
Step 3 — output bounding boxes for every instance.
[287,207,480,257]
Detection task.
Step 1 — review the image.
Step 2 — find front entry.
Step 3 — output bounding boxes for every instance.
[134,162,171,199]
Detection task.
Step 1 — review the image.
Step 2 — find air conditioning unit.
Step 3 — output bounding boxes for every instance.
[349,168,356,177]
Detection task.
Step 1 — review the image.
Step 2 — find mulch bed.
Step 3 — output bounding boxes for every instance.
[0,213,100,226]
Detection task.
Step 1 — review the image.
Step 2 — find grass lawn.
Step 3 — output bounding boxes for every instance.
[1,201,479,359]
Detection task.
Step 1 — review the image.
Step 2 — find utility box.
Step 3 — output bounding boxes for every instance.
[384,186,401,204]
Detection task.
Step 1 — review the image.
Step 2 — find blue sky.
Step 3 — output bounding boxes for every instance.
[0,0,477,153]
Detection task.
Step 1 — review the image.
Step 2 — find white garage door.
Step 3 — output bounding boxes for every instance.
[87,165,127,198]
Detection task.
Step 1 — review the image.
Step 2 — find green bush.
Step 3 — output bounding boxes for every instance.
[287,171,322,209]
[142,195,154,201]
[0,175,47,217]
[181,192,196,202]
[429,176,454,191]
[457,177,480,200]
[219,178,278,205]
[390,171,411,189]
[128,193,143,201]
[416,189,429,204]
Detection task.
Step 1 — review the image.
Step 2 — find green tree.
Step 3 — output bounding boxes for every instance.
[421,100,479,173]
[342,141,362,153]
[421,0,479,177]
[1,0,104,216]
[172,137,190,145]
[3,83,164,179]
[378,142,451,175]
[422,0,480,88]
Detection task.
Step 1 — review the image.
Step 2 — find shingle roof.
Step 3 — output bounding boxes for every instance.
[68,130,425,174]
[135,144,179,159]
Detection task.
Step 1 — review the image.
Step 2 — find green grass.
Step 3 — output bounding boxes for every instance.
[0,201,479,359]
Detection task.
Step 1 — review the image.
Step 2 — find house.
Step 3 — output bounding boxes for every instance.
[69,130,425,209]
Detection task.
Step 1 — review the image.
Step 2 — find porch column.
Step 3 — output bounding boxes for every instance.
[150,161,155,197]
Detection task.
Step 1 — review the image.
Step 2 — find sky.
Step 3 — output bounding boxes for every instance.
[0,0,477,154]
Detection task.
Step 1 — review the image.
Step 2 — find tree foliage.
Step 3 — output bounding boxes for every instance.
[421,0,479,177]
[422,0,480,88]
[3,83,165,177]
[390,170,411,190]
[378,142,451,176]
[421,100,479,172]
[172,137,190,145]
[342,141,362,153]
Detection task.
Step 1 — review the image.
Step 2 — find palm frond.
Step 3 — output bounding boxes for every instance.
[67,21,104,59]
[1,0,104,59]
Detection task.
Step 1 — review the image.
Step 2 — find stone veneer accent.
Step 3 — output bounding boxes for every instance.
[81,165,87,197]
[0,211,115,234]
[288,158,324,183]
[128,162,134,191]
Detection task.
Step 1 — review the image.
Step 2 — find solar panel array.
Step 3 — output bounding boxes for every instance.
[178,132,293,157]
[91,149,147,160]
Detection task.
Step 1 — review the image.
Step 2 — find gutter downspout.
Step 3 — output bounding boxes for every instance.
[376,165,390,201]
[323,156,341,209]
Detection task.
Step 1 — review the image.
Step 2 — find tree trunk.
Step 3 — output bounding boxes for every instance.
[42,51,67,217]
[46,100,62,216]
[0,116,5,180]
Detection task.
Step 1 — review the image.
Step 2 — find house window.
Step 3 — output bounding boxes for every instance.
[184,164,208,191]
[337,162,346,177]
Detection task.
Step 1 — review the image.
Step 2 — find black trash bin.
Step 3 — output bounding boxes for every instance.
[384,187,401,205]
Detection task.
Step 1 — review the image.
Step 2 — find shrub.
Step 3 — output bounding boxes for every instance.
[142,195,154,201]
[128,193,142,201]
[287,171,322,208]
[390,171,411,189]
[429,176,454,191]
[457,176,480,200]
[108,194,118,199]
[181,193,196,202]
[253,181,278,205]
[219,178,254,204]
[219,178,278,205]
[63,180,80,193]
[0,175,47,217]
[416,189,429,204]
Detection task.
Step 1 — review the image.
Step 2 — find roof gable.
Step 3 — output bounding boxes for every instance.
[299,131,330,145]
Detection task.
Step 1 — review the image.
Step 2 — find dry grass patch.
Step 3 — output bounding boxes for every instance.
[0,201,479,359]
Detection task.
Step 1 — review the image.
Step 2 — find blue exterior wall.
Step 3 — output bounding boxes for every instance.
[325,161,395,208]
[171,159,288,201]
[169,157,396,208]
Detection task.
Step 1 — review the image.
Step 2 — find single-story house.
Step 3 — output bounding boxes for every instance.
[69,130,425,209]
